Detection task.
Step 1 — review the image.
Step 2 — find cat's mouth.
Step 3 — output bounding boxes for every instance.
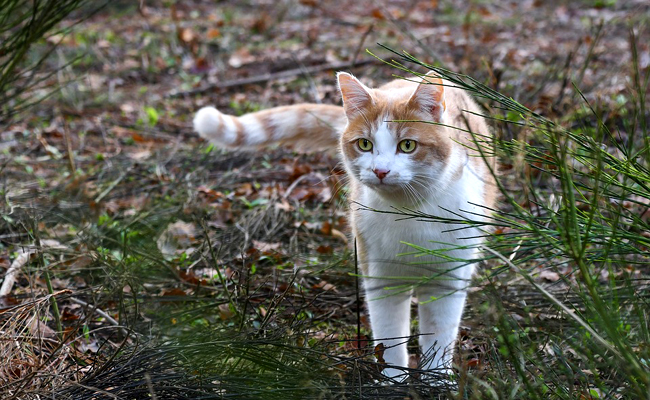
[365,178,408,190]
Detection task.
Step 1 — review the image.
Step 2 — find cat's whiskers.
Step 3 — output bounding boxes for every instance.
[406,175,439,209]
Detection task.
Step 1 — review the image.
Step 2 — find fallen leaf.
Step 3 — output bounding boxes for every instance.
[228,48,255,69]
[320,221,332,235]
[157,221,198,259]
[539,270,560,282]
[274,199,293,212]
[374,343,386,363]
[206,28,221,39]
[252,240,281,252]
[371,8,385,19]
[316,245,332,254]
[218,303,235,320]
[198,185,225,200]
[162,288,187,297]
[28,318,57,339]
[178,27,195,43]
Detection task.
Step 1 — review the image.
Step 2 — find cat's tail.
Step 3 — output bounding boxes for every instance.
[193,104,346,151]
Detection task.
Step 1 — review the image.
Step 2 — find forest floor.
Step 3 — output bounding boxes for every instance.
[1,0,649,398]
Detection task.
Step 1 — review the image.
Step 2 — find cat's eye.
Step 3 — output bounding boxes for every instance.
[357,138,373,152]
[398,139,417,153]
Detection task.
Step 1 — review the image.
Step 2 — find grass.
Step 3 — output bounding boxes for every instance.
[1,2,649,399]
[374,38,650,398]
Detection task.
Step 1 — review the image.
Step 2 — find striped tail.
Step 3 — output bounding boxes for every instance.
[193,104,346,151]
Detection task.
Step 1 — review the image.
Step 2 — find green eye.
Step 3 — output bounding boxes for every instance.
[398,139,417,153]
[357,138,373,151]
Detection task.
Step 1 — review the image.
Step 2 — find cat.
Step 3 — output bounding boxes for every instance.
[194,71,496,381]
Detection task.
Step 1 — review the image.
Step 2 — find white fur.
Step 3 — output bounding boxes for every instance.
[193,107,237,146]
[338,72,373,117]
[351,115,486,380]
[269,109,298,141]
[239,114,266,145]
[193,107,221,140]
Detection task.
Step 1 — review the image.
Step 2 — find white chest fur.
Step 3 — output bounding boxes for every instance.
[352,161,487,380]
[354,165,486,280]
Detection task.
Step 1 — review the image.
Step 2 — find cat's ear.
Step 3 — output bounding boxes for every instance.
[337,72,373,118]
[408,71,446,122]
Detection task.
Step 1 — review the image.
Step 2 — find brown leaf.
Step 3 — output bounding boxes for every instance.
[228,48,255,69]
[179,270,207,286]
[28,318,57,339]
[251,12,271,33]
[198,185,225,200]
[316,245,332,254]
[320,221,332,235]
[371,8,385,19]
[539,270,560,282]
[252,240,282,252]
[288,187,310,201]
[274,199,293,212]
[465,358,481,368]
[218,303,235,320]
[330,228,348,243]
[162,288,187,297]
[290,162,311,181]
[374,343,386,364]
[178,27,196,43]
[235,182,254,196]
[61,308,81,322]
[314,280,336,291]
[206,28,221,39]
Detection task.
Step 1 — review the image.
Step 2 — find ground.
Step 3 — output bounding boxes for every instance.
[1,0,649,399]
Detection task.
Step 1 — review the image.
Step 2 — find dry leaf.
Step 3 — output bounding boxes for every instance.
[374,343,386,363]
[178,27,195,43]
[218,303,235,320]
[28,318,57,339]
[228,48,255,69]
[371,9,385,19]
[539,270,560,282]
[206,28,221,39]
[156,221,198,259]
[252,240,281,252]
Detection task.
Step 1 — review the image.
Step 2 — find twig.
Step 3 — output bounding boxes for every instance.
[282,173,313,200]
[0,239,66,297]
[166,58,379,98]
[63,118,75,174]
[0,250,30,297]
[95,170,128,203]
[68,297,128,336]
[351,24,374,68]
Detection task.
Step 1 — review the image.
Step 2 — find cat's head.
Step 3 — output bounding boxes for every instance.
[337,71,458,201]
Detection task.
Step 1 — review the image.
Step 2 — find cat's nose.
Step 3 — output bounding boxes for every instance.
[373,168,390,180]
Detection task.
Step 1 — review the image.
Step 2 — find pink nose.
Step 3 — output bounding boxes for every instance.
[373,168,390,180]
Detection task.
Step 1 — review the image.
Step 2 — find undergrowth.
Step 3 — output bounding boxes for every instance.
[1,4,648,399]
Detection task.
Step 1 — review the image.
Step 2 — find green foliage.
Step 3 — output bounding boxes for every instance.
[0,0,101,124]
[377,42,650,398]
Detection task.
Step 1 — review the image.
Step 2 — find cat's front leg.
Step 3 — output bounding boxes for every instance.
[363,276,412,380]
[415,278,469,376]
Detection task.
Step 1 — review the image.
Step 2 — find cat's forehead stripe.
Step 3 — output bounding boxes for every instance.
[374,120,395,155]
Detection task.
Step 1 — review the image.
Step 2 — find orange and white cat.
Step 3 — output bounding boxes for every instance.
[194,71,496,380]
